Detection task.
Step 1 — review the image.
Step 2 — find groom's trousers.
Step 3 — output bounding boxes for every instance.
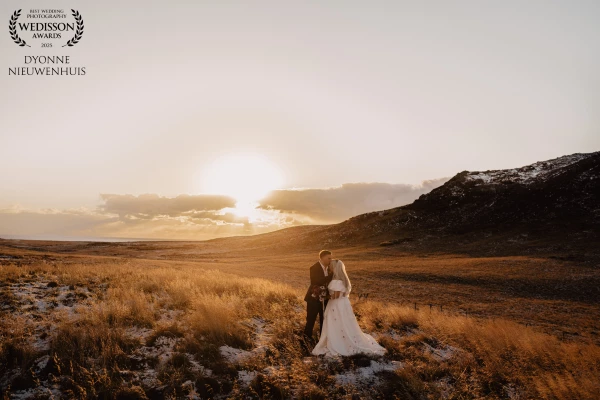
[304,299,328,339]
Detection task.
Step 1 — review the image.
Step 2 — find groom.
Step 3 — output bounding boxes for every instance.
[303,250,334,342]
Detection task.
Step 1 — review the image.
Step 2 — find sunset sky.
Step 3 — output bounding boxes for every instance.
[1,1,599,240]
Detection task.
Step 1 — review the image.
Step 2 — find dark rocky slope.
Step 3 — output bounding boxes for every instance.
[315,152,600,258]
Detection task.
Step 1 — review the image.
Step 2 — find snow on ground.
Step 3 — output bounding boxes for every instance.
[220,317,271,364]
[33,355,50,374]
[371,327,422,341]
[237,370,258,385]
[9,385,62,400]
[138,336,179,364]
[3,278,94,317]
[124,333,212,391]
[423,342,461,362]
[157,308,184,323]
[244,316,271,353]
[220,345,253,364]
[335,359,403,385]
[1,276,99,352]
[124,326,154,341]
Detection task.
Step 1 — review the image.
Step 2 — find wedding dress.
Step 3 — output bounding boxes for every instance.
[312,261,386,357]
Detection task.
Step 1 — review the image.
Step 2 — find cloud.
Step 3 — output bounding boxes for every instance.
[99,193,237,219]
[257,178,449,222]
[0,207,116,238]
[0,179,449,240]
[187,211,249,225]
[0,206,256,241]
[0,194,248,240]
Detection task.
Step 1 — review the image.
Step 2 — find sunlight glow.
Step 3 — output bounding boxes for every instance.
[202,153,284,204]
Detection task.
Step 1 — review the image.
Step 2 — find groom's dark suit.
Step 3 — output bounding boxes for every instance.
[303,261,333,339]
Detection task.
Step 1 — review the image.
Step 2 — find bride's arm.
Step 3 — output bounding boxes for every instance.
[329,279,347,299]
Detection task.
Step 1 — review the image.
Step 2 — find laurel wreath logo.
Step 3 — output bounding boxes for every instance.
[9,9,30,47]
[63,9,84,47]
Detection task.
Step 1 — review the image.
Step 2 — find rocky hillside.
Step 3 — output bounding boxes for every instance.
[309,151,600,258]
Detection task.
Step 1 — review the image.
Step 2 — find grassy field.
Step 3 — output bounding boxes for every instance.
[0,240,599,399]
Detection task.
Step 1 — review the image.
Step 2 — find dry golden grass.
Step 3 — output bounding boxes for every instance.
[1,248,599,399]
[2,239,598,344]
[355,300,600,399]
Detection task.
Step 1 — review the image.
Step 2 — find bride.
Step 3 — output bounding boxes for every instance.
[312,259,386,357]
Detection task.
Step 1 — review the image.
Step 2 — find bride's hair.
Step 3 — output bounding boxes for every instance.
[332,259,351,294]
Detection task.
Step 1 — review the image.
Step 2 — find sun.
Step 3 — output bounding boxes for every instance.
[201,153,284,205]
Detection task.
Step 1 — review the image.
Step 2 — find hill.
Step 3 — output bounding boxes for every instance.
[266,151,600,260]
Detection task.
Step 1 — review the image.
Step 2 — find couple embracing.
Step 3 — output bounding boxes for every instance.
[303,250,386,357]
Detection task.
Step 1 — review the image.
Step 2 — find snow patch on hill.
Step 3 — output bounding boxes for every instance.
[465,153,591,186]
